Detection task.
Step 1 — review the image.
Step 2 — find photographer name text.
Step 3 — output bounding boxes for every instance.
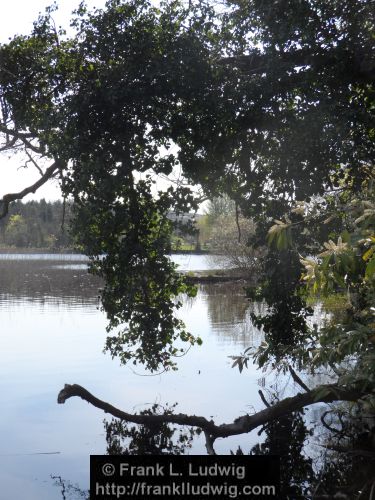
[119,462,245,480]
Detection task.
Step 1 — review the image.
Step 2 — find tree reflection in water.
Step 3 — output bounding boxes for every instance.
[312,410,375,499]
[51,409,375,499]
[231,405,314,499]
[231,401,375,499]
[199,282,264,348]
[38,276,374,497]
[52,475,89,500]
[105,403,197,455]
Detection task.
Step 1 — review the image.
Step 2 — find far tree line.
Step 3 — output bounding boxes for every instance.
[0,196,250,255]
[0,199,73,249]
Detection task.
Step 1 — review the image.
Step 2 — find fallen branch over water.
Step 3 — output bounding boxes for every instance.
[181,269,253,284]
[58,382,371,454]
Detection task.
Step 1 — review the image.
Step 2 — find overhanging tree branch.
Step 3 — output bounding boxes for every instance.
[57,382,372,443]
[0,159,63,219]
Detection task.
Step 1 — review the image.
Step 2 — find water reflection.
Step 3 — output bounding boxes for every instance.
[229,399,375,498]
[47,406,375,499]
[249,407,314,499]
[199,282,264,347]
[2,254,372,499]
[52,475,88,500]
[171,253,221,271]
[0,255,264,499]
[310,407,375,498]
[0,259,101,308]
[105,404,197,455]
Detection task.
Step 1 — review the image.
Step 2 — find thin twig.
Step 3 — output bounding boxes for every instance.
[25,150,44,175]
[61,195,66,231]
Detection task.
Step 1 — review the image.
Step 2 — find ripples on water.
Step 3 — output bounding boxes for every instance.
[0,257,99,310]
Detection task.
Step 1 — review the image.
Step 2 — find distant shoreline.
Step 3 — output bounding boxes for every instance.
[0,247,213,256]
[0,247,79,254]
[169,249,211,255]
[182,269,255,284]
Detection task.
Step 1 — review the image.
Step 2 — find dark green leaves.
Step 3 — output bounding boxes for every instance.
[72,176,200,372]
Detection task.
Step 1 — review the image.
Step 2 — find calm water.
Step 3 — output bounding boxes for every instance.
[0,254,317,499]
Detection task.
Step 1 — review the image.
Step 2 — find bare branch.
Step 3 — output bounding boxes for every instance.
[258,389,271,408]
[0,124,42,154]
[57,382,372,439]
[320,410,342,435]
[25,150,44,176]
[0,160,63,219]
[58,383,216,432]
[289,365,310,392]
[61,195,67,231]
[18,137,42,154]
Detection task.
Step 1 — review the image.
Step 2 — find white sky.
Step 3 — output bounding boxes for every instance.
[0,0,107,201]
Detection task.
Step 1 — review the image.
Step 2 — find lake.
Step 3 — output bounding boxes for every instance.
[0,253,322,499]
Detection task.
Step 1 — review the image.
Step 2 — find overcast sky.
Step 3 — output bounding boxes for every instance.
[0,0,107,201]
